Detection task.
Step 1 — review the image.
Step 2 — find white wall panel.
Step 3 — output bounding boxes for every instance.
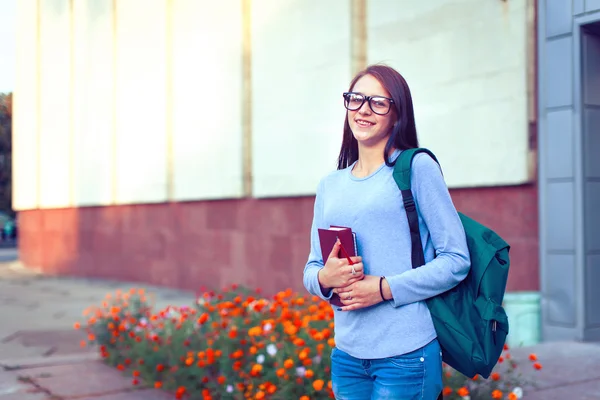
[170,0,244,201]
[368,0,530,188]
[114,0,168,204]
[72,0,114,206]
[38,0,72,208]
[12,0,39,211]
[251,0,352,197]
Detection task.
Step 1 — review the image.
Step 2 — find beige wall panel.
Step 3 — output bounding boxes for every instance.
[114,0,168,204]
[170,0,244,201]
[12,0,39,211]
[72,0,114,206]
[38,0,72,208]
[368,0,530,188]
[251,0,352,197]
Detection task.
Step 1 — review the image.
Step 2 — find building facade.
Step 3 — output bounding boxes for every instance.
[14,0,546,345]
[538,0,600,342]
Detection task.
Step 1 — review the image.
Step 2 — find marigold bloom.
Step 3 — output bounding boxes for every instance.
[313,380,325,391]
[529,353,538,361]
[492,389,503,399]
[508,393,517,400]
[284,359,294,369]
[154,382,162,389]
[457,387,469,396]
[491,372,500,381]
[217,375,226,384]
[442,387,453,396]
[533,362,542,370]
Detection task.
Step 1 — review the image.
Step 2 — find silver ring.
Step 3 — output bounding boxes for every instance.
[351,266,356,275]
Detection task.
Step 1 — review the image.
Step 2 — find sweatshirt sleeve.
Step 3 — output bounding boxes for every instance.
[386,153,471,307]
[303,178,334,301]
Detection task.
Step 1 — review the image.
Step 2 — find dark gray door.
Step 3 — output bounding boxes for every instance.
[582,22,600,341]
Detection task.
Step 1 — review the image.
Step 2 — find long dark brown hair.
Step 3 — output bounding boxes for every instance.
[337,64,419,170]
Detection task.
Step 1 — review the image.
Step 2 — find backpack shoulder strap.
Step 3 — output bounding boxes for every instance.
[392,147,439,269]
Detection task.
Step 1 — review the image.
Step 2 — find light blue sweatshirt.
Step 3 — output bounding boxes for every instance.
[303,150,470,359]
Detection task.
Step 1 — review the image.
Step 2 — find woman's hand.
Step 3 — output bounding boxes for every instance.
[333,275,388,311]
[318,239,364,290]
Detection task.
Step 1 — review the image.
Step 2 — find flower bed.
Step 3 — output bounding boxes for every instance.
[75,286,541,399]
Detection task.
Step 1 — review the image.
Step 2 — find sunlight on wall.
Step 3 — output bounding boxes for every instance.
[13,0,38,210]
[114,0,168,204]
[72,0,114,206]
[39,0,71,208]
[170,0,244,201]
[368,0,530,187]
[13,0,533,211]
[251,0,351,198]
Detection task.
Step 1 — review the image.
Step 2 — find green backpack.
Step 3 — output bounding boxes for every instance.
[393,148,510,379]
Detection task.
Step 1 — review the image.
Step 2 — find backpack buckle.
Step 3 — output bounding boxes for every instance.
[403,197,416,212]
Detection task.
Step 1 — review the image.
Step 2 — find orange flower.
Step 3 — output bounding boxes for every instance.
[491,372,500,381]
[217,375,226,385]
[529,353,538,361]
[492,389,503,399]
[508,393,517,400]
[154,382,162,389]
[284,359,294,369]
[442,387,453,396]
[255,391,265,399]
[73,322,80,330]
[175,386,186,399]
[197,313,209,324]
[305,369,314,378]
[313,380,325,391]
[533,362,543,370]
[299,396,309,400]
[457,387,469,396]
[156,364,165,372]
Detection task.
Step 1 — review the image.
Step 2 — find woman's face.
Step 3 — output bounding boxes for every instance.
[347,74,395,148]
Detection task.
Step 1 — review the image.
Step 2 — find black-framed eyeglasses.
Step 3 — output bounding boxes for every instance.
[343,92,395,115]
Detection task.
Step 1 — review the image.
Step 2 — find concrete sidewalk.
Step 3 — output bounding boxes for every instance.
[0,252,599,399]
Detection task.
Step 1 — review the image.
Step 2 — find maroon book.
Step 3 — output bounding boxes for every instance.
[317,226,358,307]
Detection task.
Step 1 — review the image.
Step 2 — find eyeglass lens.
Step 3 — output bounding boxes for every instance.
[344,93,391,115]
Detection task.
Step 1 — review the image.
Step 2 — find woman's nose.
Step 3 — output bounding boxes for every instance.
[358,101,371,115]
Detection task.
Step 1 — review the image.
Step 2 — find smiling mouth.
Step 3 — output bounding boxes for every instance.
[355,119,375,127]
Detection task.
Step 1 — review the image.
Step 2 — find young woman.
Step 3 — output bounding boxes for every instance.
[303,64,470,399]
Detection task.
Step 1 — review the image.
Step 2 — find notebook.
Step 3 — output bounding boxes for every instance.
[317,226,358,307]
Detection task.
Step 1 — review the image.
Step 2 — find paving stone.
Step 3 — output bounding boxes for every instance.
[524,379,600,399]
[0,352,99,370]
[81,388,175,400]
[26,361,134,398]
[0,369,49,400]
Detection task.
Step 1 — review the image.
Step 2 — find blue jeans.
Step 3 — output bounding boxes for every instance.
[330,339,443,400]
